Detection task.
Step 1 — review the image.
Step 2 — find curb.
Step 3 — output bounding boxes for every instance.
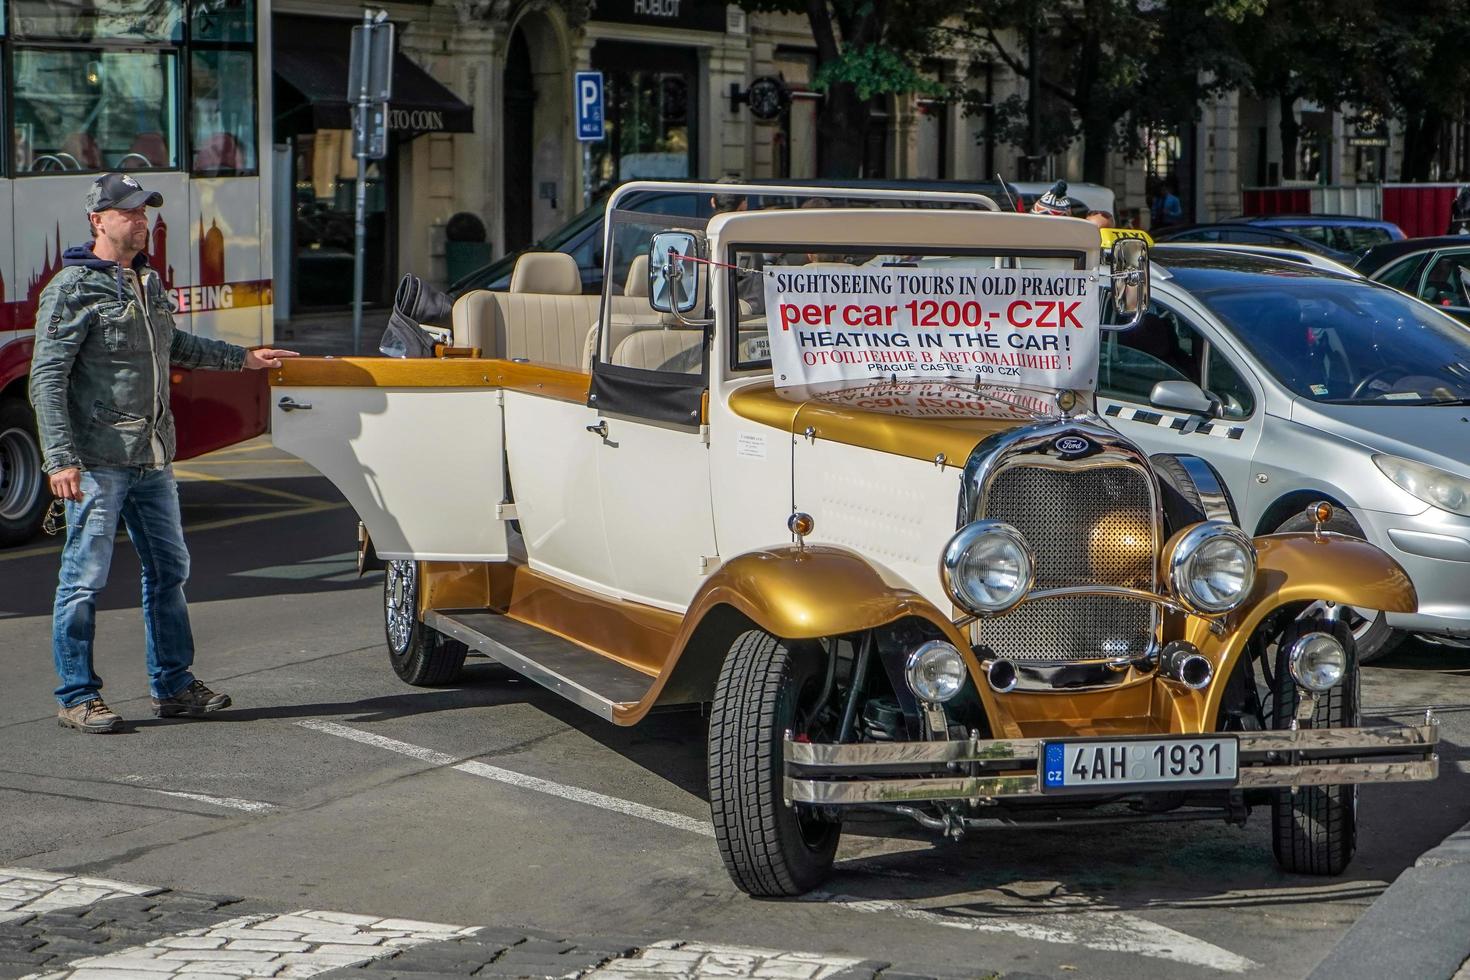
[1306,820,1470,980]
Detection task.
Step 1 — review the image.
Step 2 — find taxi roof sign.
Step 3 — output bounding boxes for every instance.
[1100,228,1154,248]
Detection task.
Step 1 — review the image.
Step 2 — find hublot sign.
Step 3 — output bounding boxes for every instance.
[591,0,727,31]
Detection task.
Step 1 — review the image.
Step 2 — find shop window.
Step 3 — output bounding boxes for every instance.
[13,48,179,173]
[191,49,256,174]
[293,130,387,307]
[12,0,183,42]
[192,0,254,42]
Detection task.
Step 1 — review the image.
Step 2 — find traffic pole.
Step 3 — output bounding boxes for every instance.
[351,9,372,355]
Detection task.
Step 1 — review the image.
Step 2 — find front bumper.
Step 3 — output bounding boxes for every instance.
[784,722,1439,806]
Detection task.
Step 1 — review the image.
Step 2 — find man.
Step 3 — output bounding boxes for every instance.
[1085,210,1115,230]
[29,173,298,734]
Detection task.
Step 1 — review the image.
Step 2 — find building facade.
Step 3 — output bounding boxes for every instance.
[270,0,1450,316]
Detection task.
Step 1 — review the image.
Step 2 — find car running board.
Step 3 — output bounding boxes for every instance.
[423,609,656,721]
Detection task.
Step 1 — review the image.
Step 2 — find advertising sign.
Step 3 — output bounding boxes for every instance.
[762,266,1100,390]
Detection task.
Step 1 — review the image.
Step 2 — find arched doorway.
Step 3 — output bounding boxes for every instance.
[500,12,567,257]
[502,28,535,254]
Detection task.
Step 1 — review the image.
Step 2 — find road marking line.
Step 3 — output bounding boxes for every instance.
[298,719,715,838]
[584,940,859,978]
[0,868,161,925]
[176,457,312,465]
[171,468,327,505]
[148,791,277,814]
[199,442,285,455]
[808,891,1259,973]
[24,909,477,979]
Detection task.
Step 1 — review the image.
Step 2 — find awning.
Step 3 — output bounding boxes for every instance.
[273,15,473,139]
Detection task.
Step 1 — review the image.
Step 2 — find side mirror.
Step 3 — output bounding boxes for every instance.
[648,231,702,315]
[1151,379,1218,417]
[1106,239,1151,330]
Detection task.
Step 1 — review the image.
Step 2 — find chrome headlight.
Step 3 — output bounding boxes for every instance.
[1373,454,1470,517]
[941,520,1035,615]
[1287,631,1347,692]
[905,641,967,703]
[1169,522,1256,614]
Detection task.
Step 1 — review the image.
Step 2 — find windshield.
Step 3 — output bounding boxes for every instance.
[1185,274,1470,404]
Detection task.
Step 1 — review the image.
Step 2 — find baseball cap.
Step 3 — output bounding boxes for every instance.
[85,173,163,213]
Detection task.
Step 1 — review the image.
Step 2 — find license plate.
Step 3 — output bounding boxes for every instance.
[1040,737,1238,793]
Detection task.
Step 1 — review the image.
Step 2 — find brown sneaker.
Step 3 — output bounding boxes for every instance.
[152,680,231,718]
[58,698,122,734]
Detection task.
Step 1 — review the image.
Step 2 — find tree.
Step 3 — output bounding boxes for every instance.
[1234,0,1377,181]
[947,0,1259,184]
[741,0,952,178]
[1354,0,1470,180]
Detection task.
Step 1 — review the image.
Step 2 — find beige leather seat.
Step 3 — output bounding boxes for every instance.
[510,252,581,294]
[623,255,649,297]
[610,327,704,373]
[451,252,602,369]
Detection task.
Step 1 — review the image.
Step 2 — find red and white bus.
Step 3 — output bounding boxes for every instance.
[0,0,273,545]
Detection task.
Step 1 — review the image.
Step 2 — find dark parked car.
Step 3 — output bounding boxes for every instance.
[1220,214,1405,255]
[1355,235,1470,324]
[446,178,1022,296]
[1153,223,1357,264]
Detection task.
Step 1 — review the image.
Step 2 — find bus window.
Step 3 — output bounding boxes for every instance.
[13,49,180,173]
[13,0,183,42]
[192,0,255,42]
[192,50,258,175]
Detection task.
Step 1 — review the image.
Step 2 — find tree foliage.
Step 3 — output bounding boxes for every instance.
[742,0,1470,183]
[945,0,1260,183]
[740,0,954,177]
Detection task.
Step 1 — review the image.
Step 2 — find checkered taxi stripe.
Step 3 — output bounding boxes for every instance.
[1103,403,1245,439]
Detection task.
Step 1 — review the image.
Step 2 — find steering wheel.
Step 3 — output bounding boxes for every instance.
[1349,365,1409,400]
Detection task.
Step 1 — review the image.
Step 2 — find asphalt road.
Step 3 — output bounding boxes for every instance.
[1,437,1467,980]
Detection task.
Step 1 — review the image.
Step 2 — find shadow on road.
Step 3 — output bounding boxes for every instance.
[1,476,374,619]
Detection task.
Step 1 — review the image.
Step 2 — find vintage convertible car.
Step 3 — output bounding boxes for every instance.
[271,182,1438,897]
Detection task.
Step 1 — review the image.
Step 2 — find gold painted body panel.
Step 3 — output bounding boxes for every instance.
[1186,532,1417,727]
[413,534,1410,736]
[728,382,1033,466]
[271,356,590,403]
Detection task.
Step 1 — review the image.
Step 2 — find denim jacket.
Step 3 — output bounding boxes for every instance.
[29,243,246,473]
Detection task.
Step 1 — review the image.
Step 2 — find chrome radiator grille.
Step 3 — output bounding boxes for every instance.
[974,464,1156,662]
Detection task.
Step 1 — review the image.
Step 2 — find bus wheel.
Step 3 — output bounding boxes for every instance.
[0,398,48,547]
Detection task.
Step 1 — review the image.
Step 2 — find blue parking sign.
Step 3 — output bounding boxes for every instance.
[575,71,604,142]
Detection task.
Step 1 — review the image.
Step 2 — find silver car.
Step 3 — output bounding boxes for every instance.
[1097,245,1470,660]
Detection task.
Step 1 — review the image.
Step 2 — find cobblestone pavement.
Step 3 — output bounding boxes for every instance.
[0,870,1034,980]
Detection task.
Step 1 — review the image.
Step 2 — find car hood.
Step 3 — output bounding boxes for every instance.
[1291,399,1470,473]
[729,378,1062,465]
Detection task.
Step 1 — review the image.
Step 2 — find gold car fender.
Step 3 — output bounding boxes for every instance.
[1189,532,1416,725]
[613,545,995,725]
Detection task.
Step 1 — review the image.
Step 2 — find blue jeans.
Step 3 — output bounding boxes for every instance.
[52,465,196,707]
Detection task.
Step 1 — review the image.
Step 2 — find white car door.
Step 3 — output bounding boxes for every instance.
[272,370,511,562]
[1096,297,1265,518]
[587,309,718,612]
